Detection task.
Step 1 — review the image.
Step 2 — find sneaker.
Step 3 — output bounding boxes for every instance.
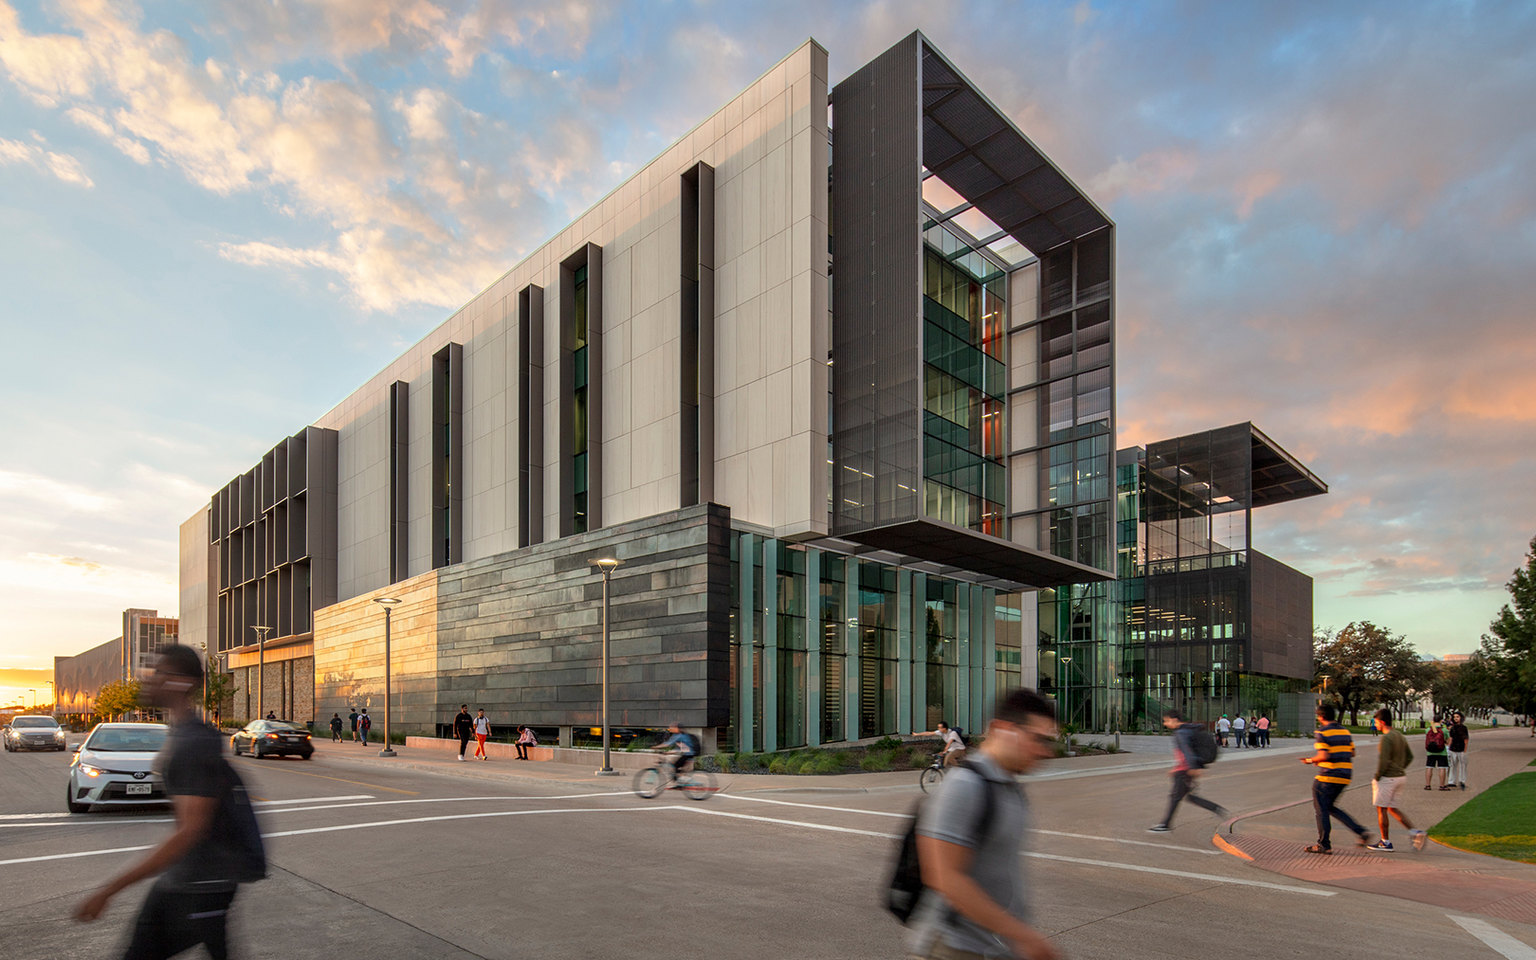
[1147,824,1171,833]
[1460,783,1466,790]
[1303,844,1332,855]
[1424,784,1431,790]
[1367,840,1395,852]
[1412,830,1427,851]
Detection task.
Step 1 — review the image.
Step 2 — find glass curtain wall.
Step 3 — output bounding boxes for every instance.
[922,222,1007,537]
[727,532,1021,751]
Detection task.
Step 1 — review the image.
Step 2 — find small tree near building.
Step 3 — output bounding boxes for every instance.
[1314,621,1423,727]
[94,679,141,721]
[1482,535,1536,716]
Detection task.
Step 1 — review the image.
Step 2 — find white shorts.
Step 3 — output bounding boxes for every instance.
[1372,776,1406,808]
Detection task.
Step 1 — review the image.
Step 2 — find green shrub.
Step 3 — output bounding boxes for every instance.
[767,756,790,774]
[860,749,895,772]
[808,753,844,775]
[871,735,903,752]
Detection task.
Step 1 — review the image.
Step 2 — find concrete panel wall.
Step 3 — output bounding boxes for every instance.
[310,41,829,609]
[178,507,215,655]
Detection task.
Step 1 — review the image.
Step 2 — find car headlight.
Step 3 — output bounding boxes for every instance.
[54,730,65,739]
[79,764,104,778]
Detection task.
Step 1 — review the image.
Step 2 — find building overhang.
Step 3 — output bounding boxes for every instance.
[827,519,1114,590]
[919,36,1113,255]
[1248,424,1328,508]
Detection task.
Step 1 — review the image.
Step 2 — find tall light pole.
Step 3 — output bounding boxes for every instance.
[251,625,273,721]
[1059,657,1073,729]
[28,689,35,709]
[372,597,401,758]
[589,557,623,775]
[43,680,54,711]
[198,642,208,723]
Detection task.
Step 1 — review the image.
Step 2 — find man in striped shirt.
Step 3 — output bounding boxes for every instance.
[1301,704,1371,854]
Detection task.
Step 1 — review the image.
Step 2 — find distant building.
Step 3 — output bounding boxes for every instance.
[121,609,178,679]
[53,610,179,720]
[1041,423,1327,733]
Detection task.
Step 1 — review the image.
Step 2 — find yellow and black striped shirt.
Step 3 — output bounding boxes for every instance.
[1314,721,1354,784]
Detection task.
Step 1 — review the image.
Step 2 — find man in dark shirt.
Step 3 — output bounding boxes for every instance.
[1447,712,1471,790]
[348,707,360,743]
[75,644,265,959]
[453,704,474,761]
[1148,709,1229,832]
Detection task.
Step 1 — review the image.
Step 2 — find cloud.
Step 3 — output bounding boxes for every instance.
[0,133,94,187]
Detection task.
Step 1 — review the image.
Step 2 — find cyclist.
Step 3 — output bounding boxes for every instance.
[913,721,967,767]
[657,723,701,781]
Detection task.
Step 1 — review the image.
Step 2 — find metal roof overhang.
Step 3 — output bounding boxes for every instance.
[833,519,1114,590]
[919,38,1112,254]
[1249,424,1328,508]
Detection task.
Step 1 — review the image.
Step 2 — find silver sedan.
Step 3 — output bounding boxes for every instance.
[66,722,170,813]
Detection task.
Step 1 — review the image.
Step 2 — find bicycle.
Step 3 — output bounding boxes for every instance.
[632,756,719,801]
[919,752,946,793]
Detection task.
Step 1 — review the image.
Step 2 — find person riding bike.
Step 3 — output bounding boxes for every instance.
[657,723,701,780]
[912,721,967,767]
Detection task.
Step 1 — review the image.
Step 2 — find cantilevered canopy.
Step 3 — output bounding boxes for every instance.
[1248,424,1328,508]
[919,38,1112,255]
[838,519,1114,590]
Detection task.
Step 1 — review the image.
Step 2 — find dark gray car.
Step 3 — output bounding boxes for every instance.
[4,715,66,751]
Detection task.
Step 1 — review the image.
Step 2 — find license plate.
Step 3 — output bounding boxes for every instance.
[126,783,152,796]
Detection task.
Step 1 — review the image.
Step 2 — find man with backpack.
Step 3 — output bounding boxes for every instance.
[1149,710,1229,833]
[913,721,968,767]
[74,644,266,956]
[358,708,372,745]
[901,688,1060,960]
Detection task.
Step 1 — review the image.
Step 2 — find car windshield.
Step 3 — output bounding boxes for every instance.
[86,727,168,752]
[12,717,59,728]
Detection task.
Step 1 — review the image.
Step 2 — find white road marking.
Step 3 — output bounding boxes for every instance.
[261,805,676,839]
[1449,915,1536,959]
[1024,851,1335,896]
[0,812,73,820]
[254,795,373,806]
[1031,828,1222,855]
[723,792,1220,854]
[0,844,153,866]
[0,817,173,829]
[679,806,1327,895]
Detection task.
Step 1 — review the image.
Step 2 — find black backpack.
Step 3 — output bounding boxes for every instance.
[224,769,268,883]
[886,765,1001,924]
[1188,724,1219,766]
[952,726,969,747]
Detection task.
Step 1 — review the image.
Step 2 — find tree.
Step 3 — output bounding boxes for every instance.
[94,679,141,721]
[1313,622,1423,726]
[1482,535,1536,715]
[203,658,233,724]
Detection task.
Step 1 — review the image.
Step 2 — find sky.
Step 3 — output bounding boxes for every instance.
[1,0,1532,700]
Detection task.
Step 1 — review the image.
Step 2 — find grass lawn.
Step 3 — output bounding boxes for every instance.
[1430,770,1536,863]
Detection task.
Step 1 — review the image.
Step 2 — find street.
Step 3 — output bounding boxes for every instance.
[3,731,1534,959]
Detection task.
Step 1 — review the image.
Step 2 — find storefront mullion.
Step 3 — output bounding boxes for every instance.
[910,571,928,732]
[806,549,823,747]
[896,568,914,735]
[762,538,778,752]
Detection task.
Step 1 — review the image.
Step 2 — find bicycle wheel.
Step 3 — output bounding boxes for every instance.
[632,767,665,799]
[919,766,944,793]
[680,769,717,801]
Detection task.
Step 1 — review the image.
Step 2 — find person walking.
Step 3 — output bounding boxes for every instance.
[74,644,265,957]
[1231,714,1246,749]
[908,688,1061,960]
[1257,714,1271,748]
[1423,717,1449,790]
[348,707,360,744]
[1216,714,1231,748]
[1368,709,1426,851]
[1447,711,1470,790]
[515,724,538,760]
[453,705,473,762]
[472,709,491,760]
[358,708,372,745]
[1302,703,1372,854]
[329,713,343,743]
[1149,709,1229,832]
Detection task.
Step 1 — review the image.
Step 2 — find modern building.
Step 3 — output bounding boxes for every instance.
[180,32,1117,748]
[1041,423,1325,733]
[53,636,121,720]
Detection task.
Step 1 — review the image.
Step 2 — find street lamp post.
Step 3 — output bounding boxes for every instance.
[197,642,208,723]
[28,689,35,710]
[589,557,623,775]
[43,680,54,712]
[1059,657,1073,729]
[372,597,401,758]
[251,625,273,721]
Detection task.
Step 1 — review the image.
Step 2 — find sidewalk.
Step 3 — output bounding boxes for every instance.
[314,729,1311,794]
[1214,727,1536,927]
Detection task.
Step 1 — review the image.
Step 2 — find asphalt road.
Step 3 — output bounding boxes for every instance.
[3,734,1534,960]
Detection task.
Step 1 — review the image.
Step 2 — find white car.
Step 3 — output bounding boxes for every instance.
[67,723,170,813]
